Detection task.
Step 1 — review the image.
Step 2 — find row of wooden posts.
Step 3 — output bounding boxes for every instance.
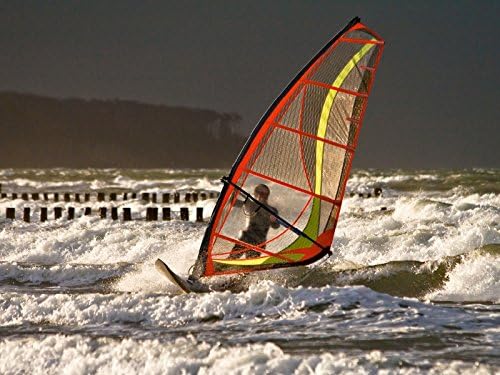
[0,191,219,203]
[3,207,204,222]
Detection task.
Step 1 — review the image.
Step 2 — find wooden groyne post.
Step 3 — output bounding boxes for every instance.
[180,207,189,221]
[123,207,132,221]
[111,207,118,220]
[23,208,30,222]
[146,207,158,221]
[6,208,15,220]
[162,193,170,203]
[196,207,203,222]
[41,207,48,222]
[54,207,63,220]
[162,207,171,221]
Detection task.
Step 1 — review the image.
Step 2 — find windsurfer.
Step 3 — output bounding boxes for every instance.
[228,184,280,259]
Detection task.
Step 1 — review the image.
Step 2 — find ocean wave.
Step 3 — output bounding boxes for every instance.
[347,169,500,195]
[335,194,499,266]
[0,218,204,265]
[426,244,500,303]
[0,334,497,374]
[216,245,500,303]
[2,168,498,194]
[1,281,494,330]
[0,168,226,192]
[0,168,498,304]
[0,262,133,288]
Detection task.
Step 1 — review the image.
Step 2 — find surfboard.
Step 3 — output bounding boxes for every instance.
[155,258,210,293]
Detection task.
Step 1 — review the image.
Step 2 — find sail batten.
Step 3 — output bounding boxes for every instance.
[301,80,369,97]
[272,124,356,154]
[190,17,385,279]
[243,168,342,206]
[340,37,384,45]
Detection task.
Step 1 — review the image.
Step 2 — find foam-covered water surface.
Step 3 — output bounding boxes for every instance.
[0,168,498,373]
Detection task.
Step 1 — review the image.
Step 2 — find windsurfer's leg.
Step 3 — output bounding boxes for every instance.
[228,231,253,259]
[228,243,261,259]
[244,249,260,258]
[228,243,245,259]
[243,243,264,258]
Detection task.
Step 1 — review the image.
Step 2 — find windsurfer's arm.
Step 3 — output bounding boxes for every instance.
[231,192,247,207]
[233,199,244,208]
[270,208,280,229]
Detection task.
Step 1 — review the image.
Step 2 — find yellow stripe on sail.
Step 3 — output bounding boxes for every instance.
[213,252,305,266]
[314,41,376,195]
[284,41,376,251]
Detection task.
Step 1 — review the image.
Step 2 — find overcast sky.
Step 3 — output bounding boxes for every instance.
[1,1,498,168]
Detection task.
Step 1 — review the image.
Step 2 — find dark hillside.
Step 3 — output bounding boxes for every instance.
[0,92,245,168]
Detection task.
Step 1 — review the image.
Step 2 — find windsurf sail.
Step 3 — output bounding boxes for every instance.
[191,17,384,278]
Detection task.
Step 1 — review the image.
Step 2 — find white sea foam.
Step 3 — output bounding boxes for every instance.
[0,262,128,286]
[333,193,499,267]
[0,334,495,375]
[1,169,498,302]
[0,168,224,193]
[0,218,204,266]
[1,281,493,333]
[426,253,500,303]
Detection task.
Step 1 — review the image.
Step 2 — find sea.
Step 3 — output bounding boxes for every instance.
[0,168,498,374]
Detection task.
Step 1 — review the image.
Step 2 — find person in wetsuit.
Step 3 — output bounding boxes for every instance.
[228,184,280,259]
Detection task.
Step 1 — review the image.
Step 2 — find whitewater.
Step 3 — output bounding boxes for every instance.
[0,168,498,374]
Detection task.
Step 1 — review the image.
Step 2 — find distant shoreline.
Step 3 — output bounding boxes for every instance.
[0,92,245,168]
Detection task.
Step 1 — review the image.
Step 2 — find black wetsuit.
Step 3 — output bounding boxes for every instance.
[229,199,279,259]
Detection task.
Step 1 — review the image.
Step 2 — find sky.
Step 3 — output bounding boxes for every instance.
[1,0,498,169]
